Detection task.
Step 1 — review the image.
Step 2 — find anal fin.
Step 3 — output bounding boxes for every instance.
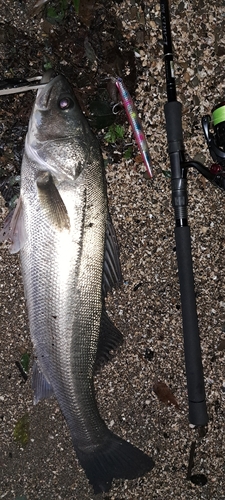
[32,360,54,405]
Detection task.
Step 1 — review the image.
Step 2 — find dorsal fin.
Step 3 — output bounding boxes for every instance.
[95,307,123,370]
[102,214,122,296]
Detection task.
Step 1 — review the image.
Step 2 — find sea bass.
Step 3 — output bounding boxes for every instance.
[0,75,154,493]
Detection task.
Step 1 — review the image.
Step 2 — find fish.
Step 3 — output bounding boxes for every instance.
[113,77,153,178]
[0,74,154,493]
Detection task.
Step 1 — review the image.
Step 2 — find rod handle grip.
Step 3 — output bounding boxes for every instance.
[175,226,208,426]
[164,101,184,153]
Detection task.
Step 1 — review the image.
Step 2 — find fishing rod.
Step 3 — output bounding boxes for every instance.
[159,0,206,427]
[159,0,225,426]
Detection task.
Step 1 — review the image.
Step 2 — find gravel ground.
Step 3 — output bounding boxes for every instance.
[1,0,225,499]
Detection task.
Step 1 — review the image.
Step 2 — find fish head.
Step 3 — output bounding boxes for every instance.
[25,74,98,181]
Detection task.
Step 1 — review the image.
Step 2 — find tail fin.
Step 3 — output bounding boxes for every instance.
[75,432,154,494]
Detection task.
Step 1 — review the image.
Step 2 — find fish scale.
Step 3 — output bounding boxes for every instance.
[0,74,154,493]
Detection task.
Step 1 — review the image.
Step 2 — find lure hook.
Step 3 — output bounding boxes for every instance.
[112,102,121,115]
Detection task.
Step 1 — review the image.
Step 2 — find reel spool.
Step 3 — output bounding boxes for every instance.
[202,102,225,167]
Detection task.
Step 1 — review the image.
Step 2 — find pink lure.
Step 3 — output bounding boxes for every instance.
[114,77,153,178]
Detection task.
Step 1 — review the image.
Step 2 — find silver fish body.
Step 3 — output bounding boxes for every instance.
[0,75,154,493]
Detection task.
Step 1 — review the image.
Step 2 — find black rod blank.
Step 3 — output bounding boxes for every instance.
[160,0,208,426]
[160,0,176,102]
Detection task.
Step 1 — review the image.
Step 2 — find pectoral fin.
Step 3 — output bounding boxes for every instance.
[0,196,27,254]
[37,171,70,230]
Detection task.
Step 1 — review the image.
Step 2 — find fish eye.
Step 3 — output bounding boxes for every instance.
[58,96,74,110]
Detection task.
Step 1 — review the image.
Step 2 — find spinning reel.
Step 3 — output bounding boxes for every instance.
[202,102,225,189]
[183,102,225,191]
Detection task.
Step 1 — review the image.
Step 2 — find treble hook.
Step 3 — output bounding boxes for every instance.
[112,102,122,115]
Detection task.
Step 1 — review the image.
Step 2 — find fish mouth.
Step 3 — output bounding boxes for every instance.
[35,73,60,111]
[39,70,55,85]
[25,72,86,178]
